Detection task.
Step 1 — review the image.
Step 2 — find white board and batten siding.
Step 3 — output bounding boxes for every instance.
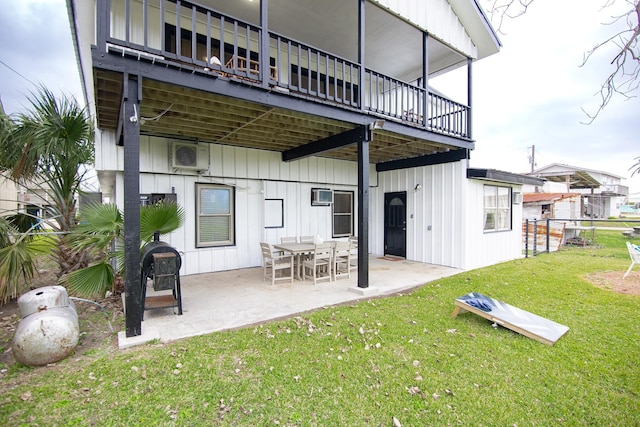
[372,160,467,268]
[463,179,526,270]
[97,135,372,276]
[373,161,527,270]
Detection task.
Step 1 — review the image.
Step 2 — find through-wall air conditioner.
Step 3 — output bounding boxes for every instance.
[311,188,333,206]
[513,192,523,205]
[171,142,209,171]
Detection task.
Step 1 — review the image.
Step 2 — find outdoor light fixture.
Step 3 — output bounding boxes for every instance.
[414,184,422,191]
[369,119,385,130]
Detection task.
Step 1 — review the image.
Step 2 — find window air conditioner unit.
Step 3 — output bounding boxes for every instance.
[171,142,209,170]
[513,192,523,205]
[311,188,333,206]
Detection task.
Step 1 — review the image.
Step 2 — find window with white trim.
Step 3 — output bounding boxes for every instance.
[483,185,511,232]
[196,184,235,247]
[332,190,354,237]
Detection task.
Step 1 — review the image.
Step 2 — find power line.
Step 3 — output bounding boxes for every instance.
[0,58,37,87]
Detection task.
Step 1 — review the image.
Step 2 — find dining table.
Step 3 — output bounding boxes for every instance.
[272,242,316,280]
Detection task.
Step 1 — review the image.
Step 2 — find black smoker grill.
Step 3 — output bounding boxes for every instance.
[140,240,183,319]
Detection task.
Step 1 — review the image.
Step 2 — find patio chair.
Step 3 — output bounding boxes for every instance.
[299,235,315,243]
[302,242,334,285]
[332,240,352,280]
[260,242,294,285]
[348,235,358,272]
[281,236,298,243]
[623,241,640,279]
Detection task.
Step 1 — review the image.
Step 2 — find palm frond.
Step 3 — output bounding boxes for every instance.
[140,202,185,242]
[76,203,123,235]
[0,241,36,304]
[61,261,115,299]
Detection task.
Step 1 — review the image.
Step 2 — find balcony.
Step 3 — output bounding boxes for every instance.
[92,0,473,164]
[593,185,629,197]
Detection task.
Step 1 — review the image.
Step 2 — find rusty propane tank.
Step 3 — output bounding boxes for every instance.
[12,286,80,366]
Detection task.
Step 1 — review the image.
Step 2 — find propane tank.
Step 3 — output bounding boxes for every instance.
[12,286,79,366]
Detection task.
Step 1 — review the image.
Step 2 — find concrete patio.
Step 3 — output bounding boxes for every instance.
[118,255,462,349]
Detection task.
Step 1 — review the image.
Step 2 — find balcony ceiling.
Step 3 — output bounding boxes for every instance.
[95,69,459,165]
[203,0,464,80]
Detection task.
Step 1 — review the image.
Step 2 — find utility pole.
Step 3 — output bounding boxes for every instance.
[529,145,535,173]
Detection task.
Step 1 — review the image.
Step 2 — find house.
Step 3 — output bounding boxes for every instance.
[522,192,582,221]
[0,173,18,218]
[527,164,629,218]
[0,173,54,230]
[66,0,543,337]
[521,192,582,251]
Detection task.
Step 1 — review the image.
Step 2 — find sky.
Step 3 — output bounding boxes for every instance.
[431,0,640,194]
[0,0,638,194]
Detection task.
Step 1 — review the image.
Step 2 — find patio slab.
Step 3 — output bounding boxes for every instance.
[120,256,461,346]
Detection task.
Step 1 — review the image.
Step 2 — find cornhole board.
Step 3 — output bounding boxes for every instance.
[452,292,569,345]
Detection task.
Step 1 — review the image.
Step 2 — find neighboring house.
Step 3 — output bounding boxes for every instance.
[0,173,18,218]
[527,164,629,218]
[521,192,582,251]
[67,0,543,336]
[0,173,53,229]
[522,192,582,221]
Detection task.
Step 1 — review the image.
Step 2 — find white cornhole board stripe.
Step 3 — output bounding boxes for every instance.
[452,292,570,346]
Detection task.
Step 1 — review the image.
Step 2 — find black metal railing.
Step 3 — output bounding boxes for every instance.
[269,32,360,108]
[100,0,470,138]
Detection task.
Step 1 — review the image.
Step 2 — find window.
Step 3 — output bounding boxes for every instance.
[332,191,354,237]
[483,185,511,232]
[196,184,235,247]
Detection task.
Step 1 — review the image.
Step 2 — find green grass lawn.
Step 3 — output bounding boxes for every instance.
[2,231,639,426]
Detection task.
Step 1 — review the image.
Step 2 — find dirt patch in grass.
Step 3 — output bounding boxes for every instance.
[585,271,640,297]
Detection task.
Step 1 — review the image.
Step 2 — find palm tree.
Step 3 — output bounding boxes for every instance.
[62,201,185,298]
[0,87,94,281]
[0,217,45,304]
[631,156,640,177]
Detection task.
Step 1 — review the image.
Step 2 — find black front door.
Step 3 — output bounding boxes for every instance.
[384,192,406,257]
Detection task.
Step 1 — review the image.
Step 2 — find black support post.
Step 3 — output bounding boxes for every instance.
[260,0,269,87]
[467,57,472,140]
[123,74,142,337]
[357,128,371,289]
[357,0,365,110]
[97,0,110,54]
[422,32,429,127]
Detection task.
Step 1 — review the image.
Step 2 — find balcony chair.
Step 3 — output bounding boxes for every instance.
[260,242,294,285]
[624,241,640,279]
[302,242,334,285]
[224,55,278,80]
[332,240,352,280]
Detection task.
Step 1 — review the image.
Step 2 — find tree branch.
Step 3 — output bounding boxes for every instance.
[483,0,640,123]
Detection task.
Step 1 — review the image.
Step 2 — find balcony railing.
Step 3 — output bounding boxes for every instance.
[102,0,470,139]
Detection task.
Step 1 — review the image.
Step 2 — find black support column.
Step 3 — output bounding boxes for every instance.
[123,73,142,337]
[260,0,269,87]
[358,0,365,109]
[467,57,473,140]
[357,128,371,289]
[422,32,429,127]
